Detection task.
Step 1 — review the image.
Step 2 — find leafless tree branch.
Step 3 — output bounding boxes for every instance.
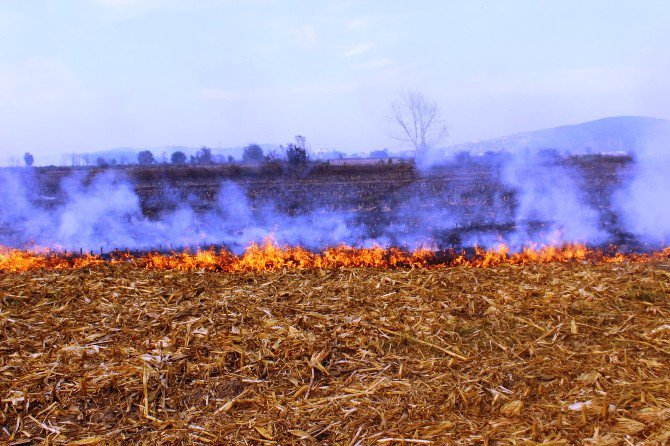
[390,91,448,156]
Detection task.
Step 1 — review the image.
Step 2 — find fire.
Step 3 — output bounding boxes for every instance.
[1,241,669,273]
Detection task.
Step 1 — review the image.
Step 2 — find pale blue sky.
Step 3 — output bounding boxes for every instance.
[1,0,668,161]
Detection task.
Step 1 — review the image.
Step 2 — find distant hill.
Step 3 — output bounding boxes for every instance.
[446,116,670,155]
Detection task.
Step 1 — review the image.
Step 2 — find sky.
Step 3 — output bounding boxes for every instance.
[0,0,669,163]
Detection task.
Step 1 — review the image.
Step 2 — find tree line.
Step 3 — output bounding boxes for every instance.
[17,136,311,169]
[135,136,311,168]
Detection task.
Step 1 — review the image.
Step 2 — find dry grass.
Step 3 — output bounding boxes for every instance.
[1,262,669,445]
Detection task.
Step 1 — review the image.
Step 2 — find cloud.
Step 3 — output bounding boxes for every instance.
[286,24,317,47]
[92,0,226,19]
[199,82,356,103]
[0,9,14,32]
[97,0,142,6]
[441,66,648,101]
[0,59,84,106]
[358,57,396,70]
[344,18,369,29]
[343,43,375,57]
[198,88,241,101]
[94,0,165,11]
[94,0,201,8]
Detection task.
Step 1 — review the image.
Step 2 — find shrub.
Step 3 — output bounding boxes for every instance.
[24,152,34,167]
[242,144,264,163]
[284,135,310,168]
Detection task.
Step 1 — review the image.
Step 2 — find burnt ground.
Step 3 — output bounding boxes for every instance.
[4,154,636,250]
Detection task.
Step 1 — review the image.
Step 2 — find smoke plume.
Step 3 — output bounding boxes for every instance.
[0,140,668,253]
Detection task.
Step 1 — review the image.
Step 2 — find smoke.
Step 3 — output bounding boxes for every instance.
[499,152,606,247]
[406,120,670,251]
[616,157,670,245]
[380,149,608,250]
[613,128,670,246]
[0,170,366,253]
[0,137,668,253]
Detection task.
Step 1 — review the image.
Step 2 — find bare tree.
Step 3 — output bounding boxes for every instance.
[390,91,448,156]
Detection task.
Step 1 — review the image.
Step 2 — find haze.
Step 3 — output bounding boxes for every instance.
[1,0,669,162]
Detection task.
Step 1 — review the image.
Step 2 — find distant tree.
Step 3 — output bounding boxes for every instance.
[137,150,155,165]
[96,157,109,167]
[23,152,34,167]
[370,148,389,159]
[109,158,118,166]
[171,151,187,164]
[284,135,310,167]
[201,147,214,164]
[390,91,448,157]
[227,155,235,163]
[192,147,214,165]
[242,143,265,163]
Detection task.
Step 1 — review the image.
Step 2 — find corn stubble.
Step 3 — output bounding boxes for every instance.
[1,262,669,444]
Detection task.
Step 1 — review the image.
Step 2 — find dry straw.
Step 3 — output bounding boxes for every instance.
[0,261,669,444]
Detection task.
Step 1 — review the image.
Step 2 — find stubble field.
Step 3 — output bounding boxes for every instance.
[1,260,669,445]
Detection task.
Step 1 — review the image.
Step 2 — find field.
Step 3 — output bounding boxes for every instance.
[2,157,668,444]
[13,154,634,251]
[1,260,669,445]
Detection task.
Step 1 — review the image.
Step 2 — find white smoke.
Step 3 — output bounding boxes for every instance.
[0,141,668,253]
[0,170,366,253]
[500,152,606,248]
[613,129,670,247]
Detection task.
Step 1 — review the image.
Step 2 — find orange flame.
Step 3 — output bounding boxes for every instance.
[1,241,668,273]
